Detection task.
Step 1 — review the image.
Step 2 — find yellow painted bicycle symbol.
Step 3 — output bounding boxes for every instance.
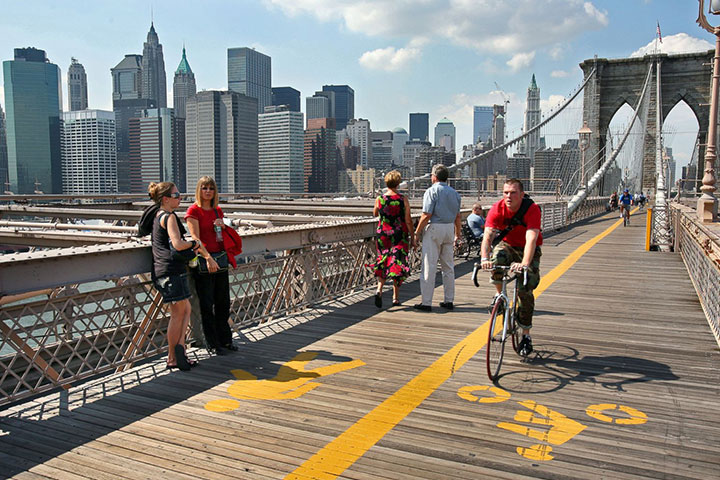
[458,385,648,461]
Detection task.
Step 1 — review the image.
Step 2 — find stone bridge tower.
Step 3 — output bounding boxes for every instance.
[580,51,713,194]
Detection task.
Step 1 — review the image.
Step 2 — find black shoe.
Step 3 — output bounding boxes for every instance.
[488,294,504,313]
[439,302,454,310]
[211,347,226,356]
[413,304,432,312]
[224,343,239,352]
[374,293,382,308]
[173,345,192,371]
[518,335,533,356]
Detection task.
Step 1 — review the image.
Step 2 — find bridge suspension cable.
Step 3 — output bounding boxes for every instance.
[407,68,597,187]
[567,64,654,215]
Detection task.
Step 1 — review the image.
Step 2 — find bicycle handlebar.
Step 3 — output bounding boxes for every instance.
[472,263,527,288]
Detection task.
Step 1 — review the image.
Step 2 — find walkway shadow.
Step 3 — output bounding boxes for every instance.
[495,343,679,394]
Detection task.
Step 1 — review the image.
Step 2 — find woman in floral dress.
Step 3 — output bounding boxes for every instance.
[369,170,415,308]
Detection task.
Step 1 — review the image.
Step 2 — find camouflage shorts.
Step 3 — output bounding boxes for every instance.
[490,242,542,329]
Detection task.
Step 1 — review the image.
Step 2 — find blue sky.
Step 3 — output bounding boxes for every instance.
[0,0,713,170]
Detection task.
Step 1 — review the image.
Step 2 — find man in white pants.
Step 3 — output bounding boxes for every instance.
[413,164,462,311]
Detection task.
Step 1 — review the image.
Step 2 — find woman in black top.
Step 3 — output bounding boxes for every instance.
[149,181,207,370]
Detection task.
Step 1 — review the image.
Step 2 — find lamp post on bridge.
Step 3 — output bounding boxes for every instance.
[696,0,719,222]
[578,121,592,191]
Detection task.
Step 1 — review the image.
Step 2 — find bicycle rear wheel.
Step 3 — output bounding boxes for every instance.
[487,299,508,382]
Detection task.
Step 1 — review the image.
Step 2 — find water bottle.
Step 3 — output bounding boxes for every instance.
[214,223,223,242]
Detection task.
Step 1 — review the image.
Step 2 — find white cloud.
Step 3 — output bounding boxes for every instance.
[549,44,566,60]
[540,94,568,114]
[264,0,608,62]
[507,52,535,72]
[631,33,713,57]
[358,46,421,71]
[551,70,571,78]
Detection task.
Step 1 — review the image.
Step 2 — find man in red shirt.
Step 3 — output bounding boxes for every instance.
[480,178,542,355]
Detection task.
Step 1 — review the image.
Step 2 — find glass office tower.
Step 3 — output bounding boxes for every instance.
[228,47,271,114]
[3,47,63,193]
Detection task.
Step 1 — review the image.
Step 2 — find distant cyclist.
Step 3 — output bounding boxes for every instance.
[618,189,633,223]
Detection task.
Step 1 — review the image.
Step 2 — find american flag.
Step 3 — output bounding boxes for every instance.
[657,21,663,43]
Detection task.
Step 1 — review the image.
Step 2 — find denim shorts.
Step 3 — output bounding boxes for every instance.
[153,273,191,303]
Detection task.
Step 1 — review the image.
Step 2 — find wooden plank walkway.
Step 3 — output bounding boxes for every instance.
[1,209,719,479]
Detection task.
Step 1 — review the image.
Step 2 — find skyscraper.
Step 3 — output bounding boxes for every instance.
[304,117,337,192]
[228,47,271,114]
[67,58,88,111]
[434,118,456,153]
[61,110,116,194]
[112,54,155,193]
[128,108,176,193]
[0,102,7,189]
[185,91,258,193]
[473,106,493,144]
[258,105,304,193]
[370,131,393,172]
[321,85,353,130]
[409,113,429,142]
[3,48,62,193]
[173,47,195,192]
[391,127,408,166]
[306,93,332,125]
[519,74,541,160]
[272,87,301,112]
[345,118,372,168]
[173,47,196,119]
[141,23,167,107]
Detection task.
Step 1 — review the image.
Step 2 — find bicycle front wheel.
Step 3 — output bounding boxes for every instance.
[487,300,508,382]
[510,299,521,354]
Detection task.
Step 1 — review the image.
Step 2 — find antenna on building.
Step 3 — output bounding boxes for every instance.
[33,178,43,195]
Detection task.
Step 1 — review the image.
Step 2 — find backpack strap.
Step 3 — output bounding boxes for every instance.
[491,196,534,247]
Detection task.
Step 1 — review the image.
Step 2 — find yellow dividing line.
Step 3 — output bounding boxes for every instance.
[285,215,625,480]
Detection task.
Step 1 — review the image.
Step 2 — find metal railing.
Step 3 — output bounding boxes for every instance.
[0,200,606,406]
[670,203,720,347]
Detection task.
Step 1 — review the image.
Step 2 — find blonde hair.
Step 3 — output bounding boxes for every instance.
[384,170,402,189]
[194,176,219,208]
[148,182,175,203]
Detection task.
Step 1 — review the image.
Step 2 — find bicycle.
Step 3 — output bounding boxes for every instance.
[472,263,528,382]
[620,204,630,227]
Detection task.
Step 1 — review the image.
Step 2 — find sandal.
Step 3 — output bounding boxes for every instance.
[173,345,192,371]
[392,299,401,306]
[165,363,179,370]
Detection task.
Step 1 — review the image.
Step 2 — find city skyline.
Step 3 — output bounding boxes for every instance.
[0,1,713,170]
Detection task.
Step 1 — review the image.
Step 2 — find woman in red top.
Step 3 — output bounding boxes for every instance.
[185,176,237,355]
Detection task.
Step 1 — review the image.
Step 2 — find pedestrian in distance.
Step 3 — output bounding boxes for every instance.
[413,164,462,312]
[368,170,415,308]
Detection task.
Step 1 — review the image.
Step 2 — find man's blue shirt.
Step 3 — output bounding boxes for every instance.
[422,182,461,224]
[466,213,485,238]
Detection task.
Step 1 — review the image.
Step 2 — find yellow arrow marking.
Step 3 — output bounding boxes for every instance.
[457,385,511,404]
[586,403,648,425]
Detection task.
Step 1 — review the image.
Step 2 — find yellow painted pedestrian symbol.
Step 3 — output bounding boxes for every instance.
[497,400,587,461]
[205,351,365,412]
[586,403,648,425]
[457,385,511,404]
